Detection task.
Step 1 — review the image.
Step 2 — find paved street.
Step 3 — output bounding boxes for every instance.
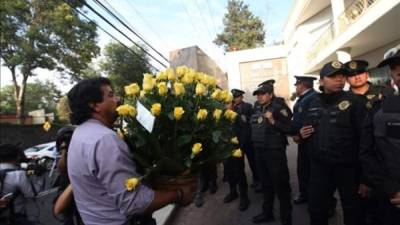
[166,141,344,225]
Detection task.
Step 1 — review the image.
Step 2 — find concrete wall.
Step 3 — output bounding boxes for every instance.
[355,39,400,67]
[169,46,228,89]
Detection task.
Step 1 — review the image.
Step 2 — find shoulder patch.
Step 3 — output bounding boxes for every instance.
[338,100,351,111]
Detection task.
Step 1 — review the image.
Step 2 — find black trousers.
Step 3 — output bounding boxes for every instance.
[197,163,217,193]
[242,141,259,183]
[308,159,362,225]
[297,142,310,197]
[255,147,292,221]
[223,157,248,197]
[381,199,400,225]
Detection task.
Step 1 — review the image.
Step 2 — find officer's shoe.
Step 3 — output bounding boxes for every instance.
[209,181,218,194]
[194,194,204,208]
[293,195,307,204]
[238,197,250,211]
[223,192,238,203]
[252,213,275,224]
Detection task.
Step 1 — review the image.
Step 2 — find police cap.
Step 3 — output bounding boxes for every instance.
[258,79,275,87]
[344,60,369,76]
[320,61,345,78]
[378,44,400,68]
[253,84,273,95]
[294,76,317,86]
[231,89,245,98]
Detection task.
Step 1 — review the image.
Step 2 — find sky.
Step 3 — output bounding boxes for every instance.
[0,0,293,93]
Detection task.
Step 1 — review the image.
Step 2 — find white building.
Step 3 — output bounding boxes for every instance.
[284,0,400,93]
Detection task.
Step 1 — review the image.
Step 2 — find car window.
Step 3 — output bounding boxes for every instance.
[24,146,45,153]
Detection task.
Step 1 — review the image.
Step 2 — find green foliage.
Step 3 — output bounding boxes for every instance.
[0,80,62,115]
[214,0,265,51]
[0,0,99,118]
[56,95,71,123]
[100,42,151,96]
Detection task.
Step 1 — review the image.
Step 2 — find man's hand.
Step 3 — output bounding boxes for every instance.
[265,111,275,125]
[0,199,10,208]
[299,125,314,139]
[292,135,302,144]
[390,192,400,205]
[358,184,371,198]
[176,178,197,207]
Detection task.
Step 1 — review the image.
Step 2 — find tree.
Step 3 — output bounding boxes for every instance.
[56,95,71,123]
[0,0,99,122]
[100,42,151,95]
[0,79,62,115]
[214,0,265,52]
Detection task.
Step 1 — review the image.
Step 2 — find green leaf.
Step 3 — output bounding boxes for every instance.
[177,134,192,147]
[212,130,222,143]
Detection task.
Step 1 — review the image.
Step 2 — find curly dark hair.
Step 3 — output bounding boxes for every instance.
[67,77,112,125]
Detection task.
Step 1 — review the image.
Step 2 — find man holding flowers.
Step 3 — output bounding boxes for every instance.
[67,77,196,225]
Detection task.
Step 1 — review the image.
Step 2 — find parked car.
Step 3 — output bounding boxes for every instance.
[24,142,57,160]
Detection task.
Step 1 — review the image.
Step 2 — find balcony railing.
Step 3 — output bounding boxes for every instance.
[307,0,377,63]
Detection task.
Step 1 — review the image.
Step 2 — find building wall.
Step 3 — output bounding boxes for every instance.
[354,39,400,67]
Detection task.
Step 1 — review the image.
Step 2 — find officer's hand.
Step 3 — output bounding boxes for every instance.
[292,135,302,144]
[299,126,314,139]
[390,192,400,205]
[175,178,197,207]
[0,199,10,208]
[264,111,275,125]
[358,184,370,198]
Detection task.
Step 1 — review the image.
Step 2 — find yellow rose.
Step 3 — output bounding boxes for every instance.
[207,76,217,87]
[181,72,195,84]
[174,107,185,120]
[156,71,168,81]
[196,109,208,121]
[195,83,206,96]
[142,73,156,91]
[124,177,140,191]
[232,149,243,158]
[151,103,162,116]
[175,66,188,78]
[224,109,237,122]
[166,68,176,81]
[157,82,168,96]
[174,82,185,96]
[124,83,140,96]
[220,90,233,103]
[139,90,146,98]
[116,104,137,117]
[213,109,223,121]
[231,137,239,145]
[192,143,203,155]
[211,89,222,100]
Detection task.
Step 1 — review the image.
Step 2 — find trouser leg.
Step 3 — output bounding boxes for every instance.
[255,149,275,214]
[297,143,310,197]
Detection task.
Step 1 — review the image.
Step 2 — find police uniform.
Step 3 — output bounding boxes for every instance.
[222,89,251,211]
[292,76,318,204]
[305,61,366,225]
[360,47,400,225]
[251,84,293,225]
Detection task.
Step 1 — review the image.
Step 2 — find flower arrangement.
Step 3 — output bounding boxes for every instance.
[116,66,242,188]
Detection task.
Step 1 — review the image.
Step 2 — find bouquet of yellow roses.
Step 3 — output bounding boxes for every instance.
[117,66,242,185]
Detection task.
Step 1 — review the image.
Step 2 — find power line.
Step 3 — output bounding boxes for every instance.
[193,0,213,40]
[124,0,172,50]
[79,0,168,68]
[180,0,206,43]
[205,0,218,36]
[91,0,169,64]
[62,1,160,72]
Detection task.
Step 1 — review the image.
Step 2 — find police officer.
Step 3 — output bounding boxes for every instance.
[291,76,318,204]
[222,94,250,211]
[251,83,293,225]
[300,61,367,225]
[231,89,260,189]
[0,144,36,225]
[360,44,400,225]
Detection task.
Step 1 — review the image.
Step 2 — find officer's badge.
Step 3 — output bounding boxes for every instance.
[257,116,263,124]
[241,115,247,122]
[280,109,289,117]
[366,94,375,100]
[332,61,342,69]
[298,107,303,113]
[338,100,351,111]
[349,61,357,70]
[366,101,373,109]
